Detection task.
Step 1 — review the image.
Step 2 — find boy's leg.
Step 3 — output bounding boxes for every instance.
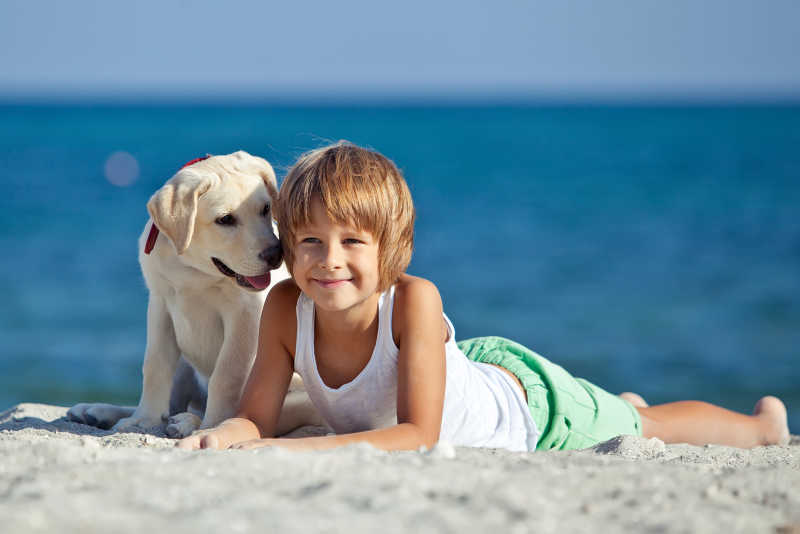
[619,392,648,408]
[637,395,790,448]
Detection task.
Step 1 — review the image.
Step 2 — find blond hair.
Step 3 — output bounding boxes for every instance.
[276,141,415,292]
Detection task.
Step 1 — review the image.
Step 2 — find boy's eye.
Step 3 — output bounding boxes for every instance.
[300,237,321,244]
[343,238,364,245]
[215,214,237,226]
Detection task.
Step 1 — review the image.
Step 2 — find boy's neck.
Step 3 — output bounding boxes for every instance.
[313,291,382,339]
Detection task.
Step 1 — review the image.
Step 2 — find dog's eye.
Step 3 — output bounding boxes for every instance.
[215,214,237,226]
[261,204,270,217]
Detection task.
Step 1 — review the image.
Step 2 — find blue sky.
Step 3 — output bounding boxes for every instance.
[1,0,799,101]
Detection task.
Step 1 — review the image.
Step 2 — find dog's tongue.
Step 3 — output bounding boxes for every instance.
[245,272,271,290]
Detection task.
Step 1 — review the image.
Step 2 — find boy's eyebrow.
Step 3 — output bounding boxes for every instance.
[294,223,372,236]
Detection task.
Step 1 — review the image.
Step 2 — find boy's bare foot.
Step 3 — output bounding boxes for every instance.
[619,392,649,408]
[753,396,790,446]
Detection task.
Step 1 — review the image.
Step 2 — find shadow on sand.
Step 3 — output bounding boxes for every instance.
[0,403,170,439]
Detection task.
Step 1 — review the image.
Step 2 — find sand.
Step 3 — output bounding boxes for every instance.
[1,403,798,534]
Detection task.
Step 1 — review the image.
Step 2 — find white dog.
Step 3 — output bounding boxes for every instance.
[68,151,320,438]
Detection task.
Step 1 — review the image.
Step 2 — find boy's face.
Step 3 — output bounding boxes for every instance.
[292,197,381,314]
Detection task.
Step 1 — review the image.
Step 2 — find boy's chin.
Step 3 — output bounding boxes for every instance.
[311,290,381,314]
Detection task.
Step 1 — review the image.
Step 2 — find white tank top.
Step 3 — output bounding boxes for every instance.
[293,286,540,452]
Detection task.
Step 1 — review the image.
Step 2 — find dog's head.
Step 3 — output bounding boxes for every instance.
[146,151,281,291]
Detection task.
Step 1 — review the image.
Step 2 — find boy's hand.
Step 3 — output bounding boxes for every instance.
[228,438,279,450]
[175,430,223,450]
[174,417,262,450]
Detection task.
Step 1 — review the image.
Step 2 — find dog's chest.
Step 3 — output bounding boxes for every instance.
[165,291,257,376]
[169,299,223,367]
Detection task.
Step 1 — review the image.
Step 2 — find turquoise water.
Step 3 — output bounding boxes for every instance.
[1,103,798,432]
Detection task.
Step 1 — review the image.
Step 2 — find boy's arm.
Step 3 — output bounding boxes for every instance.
[230,423,437,452]
[230,276,447,452]
[176,280,299,450]
[393,276,447,448]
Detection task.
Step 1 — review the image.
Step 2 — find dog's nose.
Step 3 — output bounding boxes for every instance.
[259,244,283,269]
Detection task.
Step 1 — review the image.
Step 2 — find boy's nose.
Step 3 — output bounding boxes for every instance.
[320,243,343,270]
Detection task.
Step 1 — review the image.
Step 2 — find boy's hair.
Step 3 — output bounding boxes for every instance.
[276,141,415,292]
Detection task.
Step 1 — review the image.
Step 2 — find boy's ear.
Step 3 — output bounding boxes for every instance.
[146,170,217,255]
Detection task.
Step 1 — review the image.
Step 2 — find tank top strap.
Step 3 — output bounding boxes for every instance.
[376,285,399,360]
[294,291,315,375]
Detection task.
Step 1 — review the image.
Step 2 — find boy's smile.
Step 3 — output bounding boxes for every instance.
[313,278,352,289]
[293,197,381,318]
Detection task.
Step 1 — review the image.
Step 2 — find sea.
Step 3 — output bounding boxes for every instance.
[1,102,798,433]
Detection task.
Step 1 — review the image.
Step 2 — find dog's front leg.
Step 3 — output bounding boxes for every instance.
[198,320,259,432]
[113,295,181,432]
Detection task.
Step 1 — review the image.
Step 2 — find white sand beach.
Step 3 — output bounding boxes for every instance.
[1,403,798,534]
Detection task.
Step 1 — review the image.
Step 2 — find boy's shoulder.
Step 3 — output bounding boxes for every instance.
[262,278,301,352]
[264,278,302,312]
[394,274,442,308]
[392,275,446,347]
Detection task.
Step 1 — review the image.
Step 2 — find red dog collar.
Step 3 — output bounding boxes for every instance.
[144,155,210,255]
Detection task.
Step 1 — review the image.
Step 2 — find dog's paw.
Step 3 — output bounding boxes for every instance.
[67,403,134,430]
[112,413,165,433]
[66,403,96,424]
[165,412,202,438]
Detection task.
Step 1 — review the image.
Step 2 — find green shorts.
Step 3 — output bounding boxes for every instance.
[457,336,642,451]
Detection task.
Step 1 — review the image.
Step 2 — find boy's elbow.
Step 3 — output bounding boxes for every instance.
[421,436,439,450]
[412,424,440,450]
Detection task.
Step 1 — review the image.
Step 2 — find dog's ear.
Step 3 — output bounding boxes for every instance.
[231,150,278,204]
[257,158,278,203]
[146,171,216,255]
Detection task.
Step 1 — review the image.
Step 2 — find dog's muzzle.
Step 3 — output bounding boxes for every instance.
[212,258,272,291]
[259,244,283,270]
